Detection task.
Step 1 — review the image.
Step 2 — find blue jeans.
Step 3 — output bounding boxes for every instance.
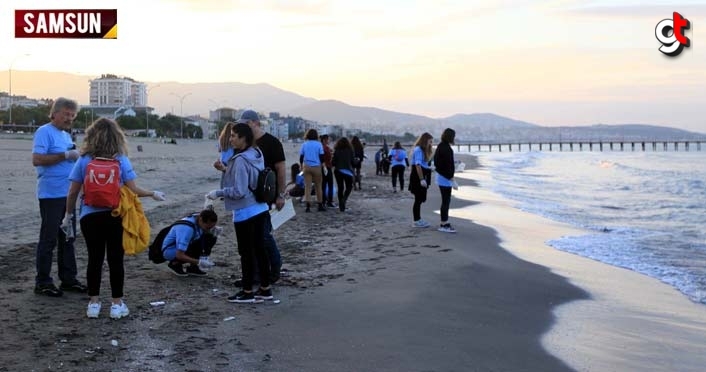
[36,198,78,286]
[263,213,282,273]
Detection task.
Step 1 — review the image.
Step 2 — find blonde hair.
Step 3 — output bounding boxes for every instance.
[218,122,235,151]
[80,118,128,157]
[413,132,433,161]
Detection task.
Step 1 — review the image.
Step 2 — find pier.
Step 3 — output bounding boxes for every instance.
[455,140,706,152]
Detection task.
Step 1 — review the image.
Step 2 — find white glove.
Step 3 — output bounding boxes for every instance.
[152,191,166,201]
[420,179,428,188]
[204,195,215,210]
[60,213,75,240]
[209,226,223,237]
[206,190,221,200]
[451,179,459,190]
[199,256,216,269]
[64,150,80,160]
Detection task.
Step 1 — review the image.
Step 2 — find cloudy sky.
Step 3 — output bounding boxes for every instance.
[1,0,705,132]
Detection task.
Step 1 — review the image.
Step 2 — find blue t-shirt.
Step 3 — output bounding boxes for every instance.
[436,173,453,187]
[233,203,269,223]
[68,154,137,219]
[32,123,77,199]
[162,216,202,260]
[389,148,407,167]
[411,146,430,169]
[220,147,235,165]
[299,140,324,166]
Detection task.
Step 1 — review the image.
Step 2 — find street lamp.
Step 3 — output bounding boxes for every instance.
[145,84,160,137]
[170,92,191,138]
[8,53,30,126]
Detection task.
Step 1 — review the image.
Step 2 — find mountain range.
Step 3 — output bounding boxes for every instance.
[4,70,705,141]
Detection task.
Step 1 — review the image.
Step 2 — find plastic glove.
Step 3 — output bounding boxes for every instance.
[203,195,215,210]
[199,256,216,269]
[152,191,166,201]
[209,226,223,237]
[64,149,80,160]
[420,179,428,188]
[60,213,75,240]
[451,179,459,190]
[206,190,220,200]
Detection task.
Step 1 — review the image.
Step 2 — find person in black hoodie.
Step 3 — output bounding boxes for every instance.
[433,128,457,233]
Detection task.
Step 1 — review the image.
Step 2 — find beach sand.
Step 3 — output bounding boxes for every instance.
[1,134,705,371]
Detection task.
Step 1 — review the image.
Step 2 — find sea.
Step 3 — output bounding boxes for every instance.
[465,146,706,306]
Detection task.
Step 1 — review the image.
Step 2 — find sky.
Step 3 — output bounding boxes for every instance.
[1,0,706,132]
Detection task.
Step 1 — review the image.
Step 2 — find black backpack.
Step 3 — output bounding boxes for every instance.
[236,151,277,204]
[148,219,196,264]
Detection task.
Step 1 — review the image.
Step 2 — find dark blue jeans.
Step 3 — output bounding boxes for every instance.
[36,198,78,286]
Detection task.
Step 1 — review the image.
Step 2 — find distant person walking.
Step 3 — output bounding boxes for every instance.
[433,128,457,233]
[388,141,409,193]
[320,134,336,208]
[299,129,326,212]
[65,118,167,319]
[332,137,355,212]
[351,136,365,190]
[31,97,87,297]
[408,132,434,228]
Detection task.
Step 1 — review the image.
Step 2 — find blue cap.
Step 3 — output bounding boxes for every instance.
[236,109,259,124]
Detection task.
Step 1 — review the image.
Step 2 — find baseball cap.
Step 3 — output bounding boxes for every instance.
[236,109,259,124]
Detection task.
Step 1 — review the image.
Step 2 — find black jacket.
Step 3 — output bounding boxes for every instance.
[433,141,454,180]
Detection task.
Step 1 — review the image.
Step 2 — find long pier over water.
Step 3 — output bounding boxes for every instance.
[455,140,706,152]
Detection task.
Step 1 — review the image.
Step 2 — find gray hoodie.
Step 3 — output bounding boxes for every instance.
[217,146,265,211]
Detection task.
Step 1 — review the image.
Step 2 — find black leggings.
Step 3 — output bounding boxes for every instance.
[334,170,354,210]
[391,165,405,189]
[322,166,334,203]
[439,186,452,222]
[80,211,124,298]
[234,212,270,291]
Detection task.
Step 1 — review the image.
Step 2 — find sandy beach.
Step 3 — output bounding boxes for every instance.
[1,134,705,371]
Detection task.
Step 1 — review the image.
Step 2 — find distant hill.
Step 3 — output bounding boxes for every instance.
[4,70,704,141]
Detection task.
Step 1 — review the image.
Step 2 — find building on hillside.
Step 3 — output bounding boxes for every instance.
[209,107,238,122]
[84,74,151,120]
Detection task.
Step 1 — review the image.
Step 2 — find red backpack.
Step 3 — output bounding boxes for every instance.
[84,157,121,209]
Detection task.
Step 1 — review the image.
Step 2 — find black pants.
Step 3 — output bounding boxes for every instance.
[184,234,216,259]
[334,170,354,211]
[391,165,405,190]
[234,212,270,291]
[80,211,124,298]
[439,186,452,222]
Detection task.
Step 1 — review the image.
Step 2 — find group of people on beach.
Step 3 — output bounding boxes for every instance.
[31,96,459,319]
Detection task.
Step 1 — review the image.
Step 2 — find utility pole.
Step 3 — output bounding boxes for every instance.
[8,54,30,126]
[170,92,191,138]
[145,84,160,138]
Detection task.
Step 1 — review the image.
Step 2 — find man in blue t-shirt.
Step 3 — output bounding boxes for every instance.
[31,97,87,297]
[161,210,219,277]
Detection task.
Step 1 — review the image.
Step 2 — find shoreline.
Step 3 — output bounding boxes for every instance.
[460,154,706,371]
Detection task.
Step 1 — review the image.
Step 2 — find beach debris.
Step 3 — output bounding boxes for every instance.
[223,316,236,322]
[111,339,119,347]
[149,301,166,307]
[273,299,281,304]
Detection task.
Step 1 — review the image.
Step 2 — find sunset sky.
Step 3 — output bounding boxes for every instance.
[1,0,705,132]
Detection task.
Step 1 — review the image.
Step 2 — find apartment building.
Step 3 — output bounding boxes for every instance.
[89,74,146,107]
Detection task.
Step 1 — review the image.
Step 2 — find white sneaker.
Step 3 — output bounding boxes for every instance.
[413,220,430,228]
[438,223,457,233]
[86,302,101,318]
[110,301,130,319]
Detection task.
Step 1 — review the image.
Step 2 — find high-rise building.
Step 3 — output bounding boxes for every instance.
[89,74,146,107]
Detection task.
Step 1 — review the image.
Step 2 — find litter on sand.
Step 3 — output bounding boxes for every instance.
[149,301,166,307]
[223,316,236,321]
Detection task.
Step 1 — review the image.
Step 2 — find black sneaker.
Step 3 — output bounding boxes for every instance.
[227,291,262,303]
[167,261,188,277]
[34,283,63,297]
[254,288,273,301]
[186,265,207,277]
[60,281,88,293]
[326,202,337,208]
